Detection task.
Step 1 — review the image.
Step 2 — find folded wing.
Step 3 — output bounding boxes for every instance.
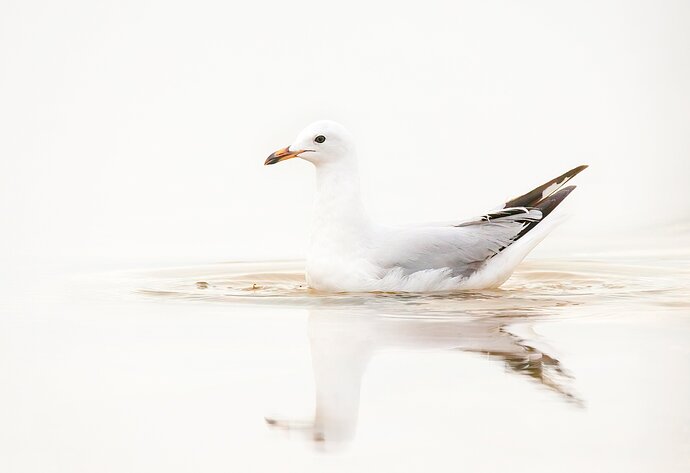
[377,165,586,278]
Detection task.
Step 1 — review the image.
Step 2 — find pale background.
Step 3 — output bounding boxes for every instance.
[1,0,688,268]
[1,2,690,472]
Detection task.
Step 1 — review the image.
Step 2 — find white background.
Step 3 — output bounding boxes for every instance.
[1,4,689,472]
[1,0,689,266]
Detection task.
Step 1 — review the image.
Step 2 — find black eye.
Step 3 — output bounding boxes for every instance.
[314,135,326,143]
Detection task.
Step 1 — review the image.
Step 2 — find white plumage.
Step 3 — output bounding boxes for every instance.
[265,120,586,292]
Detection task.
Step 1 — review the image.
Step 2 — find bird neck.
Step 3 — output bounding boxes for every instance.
[313,160,370,231]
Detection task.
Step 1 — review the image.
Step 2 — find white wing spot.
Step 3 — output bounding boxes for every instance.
[541,179,565,199]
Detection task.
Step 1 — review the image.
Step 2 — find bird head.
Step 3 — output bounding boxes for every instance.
[265,120,355,167]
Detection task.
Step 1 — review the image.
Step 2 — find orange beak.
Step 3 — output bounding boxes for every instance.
[264,146,306,165]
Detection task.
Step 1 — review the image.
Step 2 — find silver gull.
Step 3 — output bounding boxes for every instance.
[265,120,587,292]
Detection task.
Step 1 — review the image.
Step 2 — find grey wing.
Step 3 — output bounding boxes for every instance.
[378,208,542,278]
[377,164,587,278]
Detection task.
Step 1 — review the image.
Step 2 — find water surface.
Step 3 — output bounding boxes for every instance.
[1,250,689,472]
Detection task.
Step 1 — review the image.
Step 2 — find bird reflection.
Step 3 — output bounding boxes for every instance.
[266,305,581,446]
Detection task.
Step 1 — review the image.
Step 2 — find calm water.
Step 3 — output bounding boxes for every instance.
[1,249,689,472]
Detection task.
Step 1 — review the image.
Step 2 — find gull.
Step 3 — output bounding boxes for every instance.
[265,120,587,292]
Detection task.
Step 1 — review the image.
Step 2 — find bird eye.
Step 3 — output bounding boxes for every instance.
[314,135,326,143]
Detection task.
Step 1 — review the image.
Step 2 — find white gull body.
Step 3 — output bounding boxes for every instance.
[265,120,586,292]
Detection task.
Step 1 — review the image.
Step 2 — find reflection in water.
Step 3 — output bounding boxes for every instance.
[266,306,581,446]
[135,255,690,449]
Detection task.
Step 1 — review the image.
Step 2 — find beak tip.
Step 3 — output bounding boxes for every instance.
[264,146,299,166]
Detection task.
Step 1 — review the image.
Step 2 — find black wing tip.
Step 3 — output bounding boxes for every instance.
[504,164,588,209]
[510,185,577,244]
[566,164,589,179]
[455,207,536,227]
[536,185,576,218]
[559,165,588,184]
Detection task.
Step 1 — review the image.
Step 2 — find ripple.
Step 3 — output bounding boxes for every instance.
[132,255,690,317]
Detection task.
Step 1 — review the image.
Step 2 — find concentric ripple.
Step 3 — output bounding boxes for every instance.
[133,254,690,317]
